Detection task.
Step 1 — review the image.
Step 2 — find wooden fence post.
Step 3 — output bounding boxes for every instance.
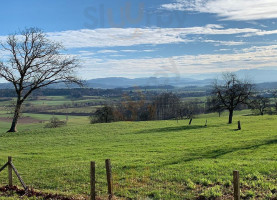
[233,170,240,200]
[90,161,96,200]
[105,159,113,200]
[8,156,12,187]
[238,121,241,130]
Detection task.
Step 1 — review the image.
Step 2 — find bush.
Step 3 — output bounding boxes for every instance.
[89,105,114,124]
[44,116,67,128]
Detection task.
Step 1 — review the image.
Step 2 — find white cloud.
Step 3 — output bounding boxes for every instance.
[78,50,95,56]
[0,26,268,50]
[120,50,138,53]
[0,36,6,43]
[46,26,259,49]
[78,45,277,79]
[97,50,118,54]
[47,28,186,48]
[241,29,277,37]
[160,0,277,21]
[215,49,231,52]
[109,54,125,57]
[143,50,155,52]
[203,40,245,46]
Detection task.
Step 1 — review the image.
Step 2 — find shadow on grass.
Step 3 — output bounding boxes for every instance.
[135,125,215,134]
[161,138,277,166]
[210,138,277,157]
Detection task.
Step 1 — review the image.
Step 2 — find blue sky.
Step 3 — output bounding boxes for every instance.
[1,0,277,80]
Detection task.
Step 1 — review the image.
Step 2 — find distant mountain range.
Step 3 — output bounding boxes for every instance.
[0,77,213,89]
[78,69,277,89]
[189,69,277,83]
[0,69,276,89]
[85,77,214,89]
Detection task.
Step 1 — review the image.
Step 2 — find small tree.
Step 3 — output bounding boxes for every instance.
[154,92,181,120]
[44,116,67,128]
[90,105,114,123]
[250,95,270,115]
[212,73,254,124]
[206,96,225,117]
[0,28,82,132]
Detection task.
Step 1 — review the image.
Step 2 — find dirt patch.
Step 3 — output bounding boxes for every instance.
[0,116,45,124]
[0,185,95,200]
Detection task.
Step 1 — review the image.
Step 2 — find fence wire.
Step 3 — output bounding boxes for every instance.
[0,158,195,199]
[1,157,275,199]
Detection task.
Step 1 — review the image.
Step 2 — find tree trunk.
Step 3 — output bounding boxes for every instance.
[7,102,22,132]
[228,109,233,124]
[260,109,264,115]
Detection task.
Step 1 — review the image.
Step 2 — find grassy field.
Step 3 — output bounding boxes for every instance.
[0,96,108,115]
[0,111,276,199]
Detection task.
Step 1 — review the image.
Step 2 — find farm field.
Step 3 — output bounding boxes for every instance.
[0,95,108,116]
[0,94,207,118]
[0,111,276,199]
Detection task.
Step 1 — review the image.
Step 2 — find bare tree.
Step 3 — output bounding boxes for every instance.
[154,92,181,120]
[212,73,254,124]
[206,96,225,117]
[250,95,270,115]
[0,28,82,132]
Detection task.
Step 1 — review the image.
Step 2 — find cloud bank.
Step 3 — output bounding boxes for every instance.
[79,45,277,79]
[46,25,259,48]
[161,0,277,21]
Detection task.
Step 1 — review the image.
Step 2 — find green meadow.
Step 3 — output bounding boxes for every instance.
[0,96,107,116]
[0,111,276,199]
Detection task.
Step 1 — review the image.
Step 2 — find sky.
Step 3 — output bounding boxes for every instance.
[1,0,277,80]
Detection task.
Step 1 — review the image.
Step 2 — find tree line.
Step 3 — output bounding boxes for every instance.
[91,73,277,124]
[90,92,205,123]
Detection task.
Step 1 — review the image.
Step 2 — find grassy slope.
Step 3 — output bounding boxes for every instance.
[0,96,107,115]
[0,112,276,199]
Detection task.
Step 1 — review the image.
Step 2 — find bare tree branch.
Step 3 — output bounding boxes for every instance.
[212,73,254,124]
[0,27,82,132]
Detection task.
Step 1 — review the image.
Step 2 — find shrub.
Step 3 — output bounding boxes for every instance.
[44,116,67,128]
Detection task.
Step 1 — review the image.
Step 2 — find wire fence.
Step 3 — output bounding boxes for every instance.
[0,157,187,199]
[0,156,275,200]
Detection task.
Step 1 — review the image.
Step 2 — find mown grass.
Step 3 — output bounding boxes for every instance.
[0,112,276,199]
